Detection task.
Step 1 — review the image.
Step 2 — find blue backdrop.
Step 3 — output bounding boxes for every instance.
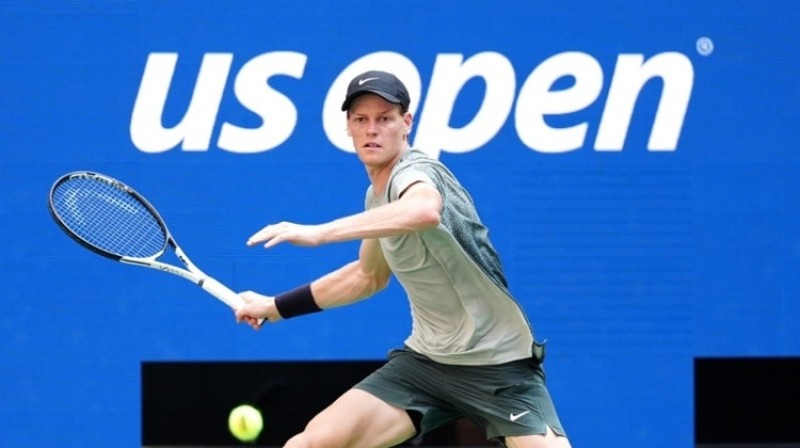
[1,1,798,447]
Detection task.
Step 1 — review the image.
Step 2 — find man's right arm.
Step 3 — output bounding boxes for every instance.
[235,238,391,328]
[309,237,391,309]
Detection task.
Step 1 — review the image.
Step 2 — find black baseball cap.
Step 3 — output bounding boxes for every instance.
[341,70,410,112]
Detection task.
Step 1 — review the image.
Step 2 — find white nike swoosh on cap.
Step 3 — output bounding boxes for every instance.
[358,77,380,85]
[509,410,531,421]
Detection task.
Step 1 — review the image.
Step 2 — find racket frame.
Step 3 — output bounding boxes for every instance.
[48,171,246,311]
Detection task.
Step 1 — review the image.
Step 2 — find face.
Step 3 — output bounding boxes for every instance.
[346,94,412,170]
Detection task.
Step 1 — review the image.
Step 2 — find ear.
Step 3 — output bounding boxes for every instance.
[404,112,413,136]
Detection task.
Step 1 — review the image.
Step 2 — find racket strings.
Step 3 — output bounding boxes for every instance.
[51,177,167,258]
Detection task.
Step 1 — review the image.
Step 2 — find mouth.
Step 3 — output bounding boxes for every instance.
[363,142,381,149]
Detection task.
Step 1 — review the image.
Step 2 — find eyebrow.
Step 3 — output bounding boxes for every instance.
[350,107,398,117]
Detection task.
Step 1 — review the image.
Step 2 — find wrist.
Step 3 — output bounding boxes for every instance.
[274,283,322,319]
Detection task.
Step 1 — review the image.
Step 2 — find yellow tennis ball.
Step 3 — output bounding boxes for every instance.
[228,404,263,442]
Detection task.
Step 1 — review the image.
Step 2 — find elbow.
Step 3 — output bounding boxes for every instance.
[419,205,441,229]
[412,198,442,230]
[358,274,390,300]
[371,269,391,293]
[373,275,391,293]
[401,182,443,230]
[357,262,391,297]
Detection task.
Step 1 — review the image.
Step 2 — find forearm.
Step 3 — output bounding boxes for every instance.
[247,183,442,249]
[310,259,389,308]
[317,186,441,244]
[273,238,391,320]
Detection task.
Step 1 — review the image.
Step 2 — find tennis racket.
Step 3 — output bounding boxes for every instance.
[48,170,261,323]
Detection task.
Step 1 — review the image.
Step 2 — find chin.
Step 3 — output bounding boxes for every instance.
[357,147,383,159]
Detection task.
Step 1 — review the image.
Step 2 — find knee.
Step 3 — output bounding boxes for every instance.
[283,432,308,448]
[283,426,351,448]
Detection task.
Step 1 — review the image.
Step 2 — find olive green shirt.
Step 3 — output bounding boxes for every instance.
[365,149,534,365]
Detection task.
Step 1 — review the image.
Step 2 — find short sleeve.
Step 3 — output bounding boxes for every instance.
[389,167,436,202]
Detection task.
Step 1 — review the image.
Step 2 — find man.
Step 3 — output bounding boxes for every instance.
[235,70,572,448]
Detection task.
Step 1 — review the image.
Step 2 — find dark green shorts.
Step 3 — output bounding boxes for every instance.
[353,345,566,444]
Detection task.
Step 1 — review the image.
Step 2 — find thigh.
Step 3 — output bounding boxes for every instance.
[289,388,416,448]
[354,348,463,435]
[505,426,572,448]
[444,359,567,442]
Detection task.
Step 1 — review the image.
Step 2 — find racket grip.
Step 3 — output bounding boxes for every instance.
[201,277,266,326]
[201,276,245,309]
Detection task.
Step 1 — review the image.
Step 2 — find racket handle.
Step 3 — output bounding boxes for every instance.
[201,277,265,326]
[201,276,245,309]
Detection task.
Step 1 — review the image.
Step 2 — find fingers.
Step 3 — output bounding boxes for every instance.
[247,223,287,248]
[235,313,262,330]
[235,309,264,330]
[247,225,274,247]
[234,291,278,330]
[247,222,322,248]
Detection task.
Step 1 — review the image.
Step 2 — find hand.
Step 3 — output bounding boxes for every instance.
[235,291,282,330]
[247,221,325,248]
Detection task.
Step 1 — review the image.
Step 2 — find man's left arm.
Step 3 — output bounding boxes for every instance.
[247,181,443,248]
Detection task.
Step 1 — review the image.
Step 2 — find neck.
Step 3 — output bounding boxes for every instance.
[367,145,409,197]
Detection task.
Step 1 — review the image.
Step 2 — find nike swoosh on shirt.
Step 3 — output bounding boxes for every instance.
[358,77,380,85]
[509,410,531,421]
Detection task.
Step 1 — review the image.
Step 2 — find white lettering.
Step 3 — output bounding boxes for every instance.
[515,52,604,153]
[595,52,694,151]
[218,51,307,153]
[130,53,232,153]
[131,50,695,155]
[414,52,516,159]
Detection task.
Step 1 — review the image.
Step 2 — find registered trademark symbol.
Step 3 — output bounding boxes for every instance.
[696,37,714,56]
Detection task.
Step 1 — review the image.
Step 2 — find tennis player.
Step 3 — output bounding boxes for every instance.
[235,70,572,448]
